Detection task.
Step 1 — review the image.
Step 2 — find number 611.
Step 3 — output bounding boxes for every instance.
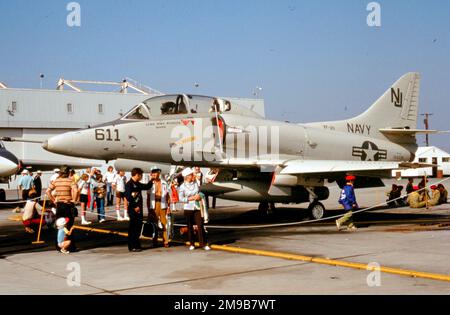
[95,129,120,141]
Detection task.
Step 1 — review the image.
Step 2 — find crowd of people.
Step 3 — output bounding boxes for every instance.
[387,177,448,209]
[336,175,448,231]
[16,165,448,253]
[18,164,210,254]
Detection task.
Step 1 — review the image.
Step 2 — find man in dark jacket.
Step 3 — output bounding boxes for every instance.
[125,168,153,252]
[33,171,43,198]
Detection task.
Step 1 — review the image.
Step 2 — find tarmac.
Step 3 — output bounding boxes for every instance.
[0,179,449,295]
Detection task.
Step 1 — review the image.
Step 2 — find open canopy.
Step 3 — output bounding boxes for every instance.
[122,94,231,120]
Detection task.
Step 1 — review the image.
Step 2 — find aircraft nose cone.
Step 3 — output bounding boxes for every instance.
[0,151,19,177]
[43,134,74,155]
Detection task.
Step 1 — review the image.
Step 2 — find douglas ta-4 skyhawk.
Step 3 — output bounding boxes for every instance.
[43,73,435,219]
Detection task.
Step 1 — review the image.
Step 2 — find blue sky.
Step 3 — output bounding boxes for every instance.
[1,0,449,150]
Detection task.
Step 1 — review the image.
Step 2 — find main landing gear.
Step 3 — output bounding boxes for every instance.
[306,187,327,220]
[258,201,276,215]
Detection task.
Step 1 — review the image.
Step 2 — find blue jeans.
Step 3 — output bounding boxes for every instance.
[96,197,105,221]
[89,188,95,210]
[106,183,113,206]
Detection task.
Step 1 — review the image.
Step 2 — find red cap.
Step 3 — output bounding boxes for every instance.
[413,186,420,191]
[431,185,437,190]
[346,175,356,181]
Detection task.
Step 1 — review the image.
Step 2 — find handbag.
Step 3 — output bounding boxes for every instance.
[140,221,156,239]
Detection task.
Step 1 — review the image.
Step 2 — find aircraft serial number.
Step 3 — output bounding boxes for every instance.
[95,129,120,142]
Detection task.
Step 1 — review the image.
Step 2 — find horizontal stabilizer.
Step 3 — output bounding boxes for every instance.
[379,129,447,136]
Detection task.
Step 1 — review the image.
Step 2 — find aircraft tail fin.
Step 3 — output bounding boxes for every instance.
[308,72,421,145]
[352,72,420,133]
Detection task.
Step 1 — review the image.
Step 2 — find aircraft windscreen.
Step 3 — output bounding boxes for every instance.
[123,104,150,120]
[143,95,189,116]
[143,95,231,117]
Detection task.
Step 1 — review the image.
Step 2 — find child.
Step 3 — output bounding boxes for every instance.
[78,174,92,225]
[56,217,72,254]
[94,173,106,223]
[113,170,129,221]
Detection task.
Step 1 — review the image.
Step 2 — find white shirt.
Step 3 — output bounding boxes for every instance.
[114,175,127,193]
[49,173,59,185]
[23,201,42,221]
[105,171,116,184]
[78,180,89,195]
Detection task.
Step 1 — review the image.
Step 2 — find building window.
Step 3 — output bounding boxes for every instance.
[419,158,427,163]
[443,158,450,163]
[11,101,17,111]
[67,103,73,113]
[98,104,104,114]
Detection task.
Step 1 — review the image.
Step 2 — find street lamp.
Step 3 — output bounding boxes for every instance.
[253,86,263,98]
[39,74,45,89]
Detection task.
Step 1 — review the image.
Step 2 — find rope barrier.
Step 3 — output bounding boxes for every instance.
[0,196,42,204]
[14,177,449,232]
[183,177,450,230]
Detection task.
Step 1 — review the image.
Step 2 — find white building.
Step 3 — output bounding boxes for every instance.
[392,146,450,178]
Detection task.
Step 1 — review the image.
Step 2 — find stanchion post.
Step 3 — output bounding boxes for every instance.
[32,197,47,245]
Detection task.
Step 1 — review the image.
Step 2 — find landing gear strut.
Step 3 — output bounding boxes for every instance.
[306,187,327,220]
[258,201,276,215]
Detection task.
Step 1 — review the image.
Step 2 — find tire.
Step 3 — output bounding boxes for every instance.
[308,202,326,220]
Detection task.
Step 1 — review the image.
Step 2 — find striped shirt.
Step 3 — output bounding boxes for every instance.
[48,177,77,203]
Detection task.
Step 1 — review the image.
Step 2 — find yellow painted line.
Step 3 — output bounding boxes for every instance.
[72,225,450,283]
[210,245,450,283]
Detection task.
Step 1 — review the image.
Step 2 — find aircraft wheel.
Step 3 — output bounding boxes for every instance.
[258,201,269,215]
[308,202,326,220]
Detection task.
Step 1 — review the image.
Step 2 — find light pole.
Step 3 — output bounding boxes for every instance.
[421,113,434,147]
[39,74,44,89]
[253,86,263,99]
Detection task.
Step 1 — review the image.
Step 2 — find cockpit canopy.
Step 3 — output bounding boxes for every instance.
[122,95,232,120]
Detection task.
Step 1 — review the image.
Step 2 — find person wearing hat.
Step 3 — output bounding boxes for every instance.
[336,175,358,231]
[407,186,428,209]
[49,168,60,186]
[33,171,43,198]
[18,169,34,200]
[56,217,72,254]
[428,185,441,207]
[178,167,210,251]
[46,166,78,251]
[125,168,153,252]
[147,166,171,248]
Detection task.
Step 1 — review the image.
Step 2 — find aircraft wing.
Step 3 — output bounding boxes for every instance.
[20,159,102,172]
[280,160,433,177]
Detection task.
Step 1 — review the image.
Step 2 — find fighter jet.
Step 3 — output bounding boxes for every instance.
[43,73,434,219]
